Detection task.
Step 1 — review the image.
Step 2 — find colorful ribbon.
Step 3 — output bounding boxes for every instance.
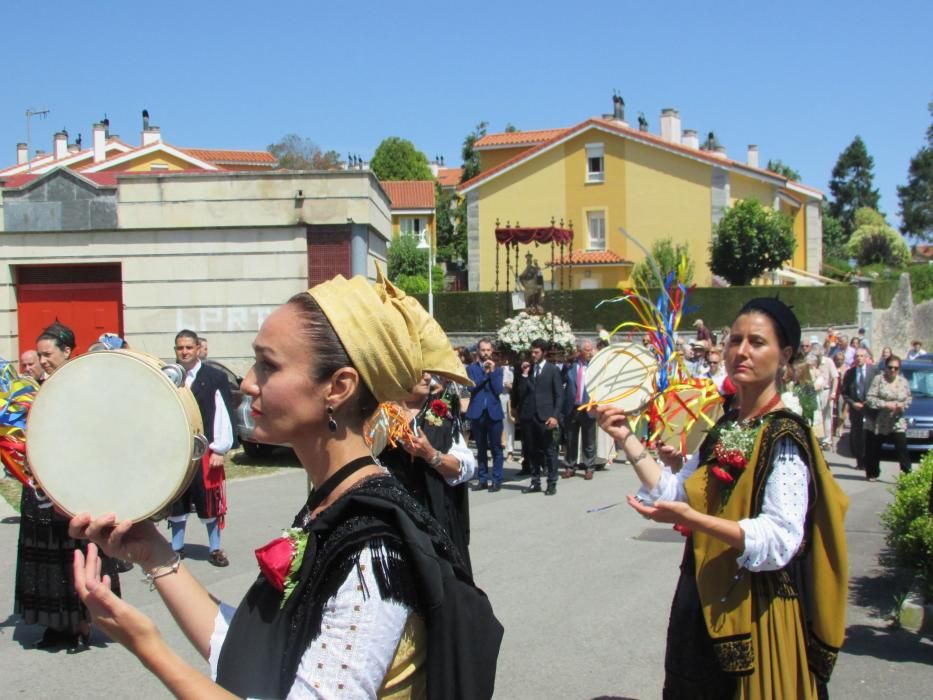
[0,360,38,486]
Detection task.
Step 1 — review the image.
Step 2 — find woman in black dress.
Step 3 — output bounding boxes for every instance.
[15,321,121,651]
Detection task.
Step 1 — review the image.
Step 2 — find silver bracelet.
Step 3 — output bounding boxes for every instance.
[143,552,182,591]
[631,448,650,465]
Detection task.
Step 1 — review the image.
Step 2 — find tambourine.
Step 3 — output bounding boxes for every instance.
[655,383,724,455]
[26,350,207,522]
[583,342,657,414]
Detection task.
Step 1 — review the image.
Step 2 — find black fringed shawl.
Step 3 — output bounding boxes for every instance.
[216,474,503,699]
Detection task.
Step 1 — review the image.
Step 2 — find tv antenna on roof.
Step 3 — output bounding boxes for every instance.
[25,107,50,173]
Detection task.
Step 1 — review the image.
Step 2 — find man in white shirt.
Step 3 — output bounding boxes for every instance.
[168,330,236,567]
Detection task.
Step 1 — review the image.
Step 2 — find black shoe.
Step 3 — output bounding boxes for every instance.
[517,468,531,476]
[174,548,185,560]
[35,627,65,650]
[545,484,557,496]
[66,632,90,654]
[489,483,502,493]
[522,483,542,494]
[473,482,489,492]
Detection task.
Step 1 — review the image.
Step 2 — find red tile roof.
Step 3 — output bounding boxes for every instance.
[380,180,436,209]
[460,118,823,197]
[549,249,632,266]
[0,171,119,189]
[436,167,463,188]
[475,128,569,149]
[181,148,277,167]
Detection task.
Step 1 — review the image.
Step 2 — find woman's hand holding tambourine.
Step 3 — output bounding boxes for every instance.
[74,543,161,655]
[69,513,174,572]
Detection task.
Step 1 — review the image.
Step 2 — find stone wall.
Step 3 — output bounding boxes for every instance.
[871,273,916,356]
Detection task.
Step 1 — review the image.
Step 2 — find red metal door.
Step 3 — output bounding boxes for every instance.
[16,264,123,356]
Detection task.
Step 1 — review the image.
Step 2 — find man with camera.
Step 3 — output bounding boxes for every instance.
[466,338,506,492]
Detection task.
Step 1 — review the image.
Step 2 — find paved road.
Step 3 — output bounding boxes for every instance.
[1,450,930,698]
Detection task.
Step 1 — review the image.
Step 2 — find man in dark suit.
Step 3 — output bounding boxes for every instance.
[841,347,876,472]
[466,338,505,492]
[512,337,563,496]
[168,329,236,567]
[563,339,598,480]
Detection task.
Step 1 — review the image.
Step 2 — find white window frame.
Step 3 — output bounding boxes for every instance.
[585,143,605,183]
[586,210,606,250]
[399,217,423,237]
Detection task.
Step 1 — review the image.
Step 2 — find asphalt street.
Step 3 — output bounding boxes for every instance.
[1,448,931,698]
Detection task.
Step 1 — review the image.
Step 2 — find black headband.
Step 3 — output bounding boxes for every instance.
[738,297,800,352]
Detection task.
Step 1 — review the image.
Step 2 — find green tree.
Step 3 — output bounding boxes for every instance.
[504,123,519,133]
[828,135,881,236]
[709,199,796,286]
[631,238,695,288]
[897,100,933,241]
[845,208,911,268]
[267,134,341,170]
[434,183,465,264]
[370,137,433,181]
[821,204,848,262]
[386,233,444,294]
[460,121,488,183]
[766,159,801,181]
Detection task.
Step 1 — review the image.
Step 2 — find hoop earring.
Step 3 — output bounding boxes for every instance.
[326,405,338,433]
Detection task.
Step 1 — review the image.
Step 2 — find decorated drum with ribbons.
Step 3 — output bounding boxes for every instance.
[27,350,207,522]
[583,342,657,414]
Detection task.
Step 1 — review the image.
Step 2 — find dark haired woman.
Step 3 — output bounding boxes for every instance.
[15,322,122,652]
[598,298,848,699]
[864,354,912,479]
[69,274,502,698]
[379,373,476,574]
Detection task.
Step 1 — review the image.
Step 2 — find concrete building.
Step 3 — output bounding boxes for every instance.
[0,168,391,374]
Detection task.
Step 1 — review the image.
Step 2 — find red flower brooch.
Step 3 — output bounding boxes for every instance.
[708,421,758,508]
[425,398,451,426]
[255,527,308,607]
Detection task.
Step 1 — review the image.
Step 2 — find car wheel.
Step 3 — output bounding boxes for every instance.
[241,440,275,459]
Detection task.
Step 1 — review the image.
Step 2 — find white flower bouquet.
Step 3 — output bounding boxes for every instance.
[496,312,576,354]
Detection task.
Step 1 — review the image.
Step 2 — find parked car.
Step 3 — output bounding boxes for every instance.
[203,360,281,458]
[880,360,933,458]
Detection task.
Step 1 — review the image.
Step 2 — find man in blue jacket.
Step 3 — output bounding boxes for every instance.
[466,338,506,492]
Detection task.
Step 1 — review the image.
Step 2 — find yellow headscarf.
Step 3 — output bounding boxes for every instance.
[376,267,472,387]
[308,274,422,403]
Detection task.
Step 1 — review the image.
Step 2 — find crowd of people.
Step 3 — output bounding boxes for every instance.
[6,280,925,697]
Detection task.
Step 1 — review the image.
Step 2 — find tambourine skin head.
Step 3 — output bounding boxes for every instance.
[26,351,202,523]
[583,343,657,414]
[657,384,724,455]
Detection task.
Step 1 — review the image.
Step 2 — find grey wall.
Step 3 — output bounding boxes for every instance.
[3,171,117,232]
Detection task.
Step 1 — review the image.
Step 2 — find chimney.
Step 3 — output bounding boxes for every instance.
[682,129,699,149]
[68,143,80,154]
[93,122,107,163]
[659,109,682,144]
[16,142,28,164]
[747,145,759,168]
[714,146,728,159]
[142,126,161,146]
[53,131,68,160]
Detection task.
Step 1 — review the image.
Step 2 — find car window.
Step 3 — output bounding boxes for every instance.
[206,361,241,393]
[903,366,933,399]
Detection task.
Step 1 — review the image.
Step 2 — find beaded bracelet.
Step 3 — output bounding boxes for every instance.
[143,552,182,591]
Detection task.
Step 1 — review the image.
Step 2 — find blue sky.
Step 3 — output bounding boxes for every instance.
[4,0,930,227]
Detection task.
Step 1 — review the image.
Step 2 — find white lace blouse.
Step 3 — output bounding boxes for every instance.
[208,545,412,699]
[637,437,810,571]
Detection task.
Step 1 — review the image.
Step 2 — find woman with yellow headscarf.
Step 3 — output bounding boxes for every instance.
[598,298,848,699]
[67,274,502,699]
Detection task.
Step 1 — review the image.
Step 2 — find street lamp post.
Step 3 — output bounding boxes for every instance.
[417,228,434,316]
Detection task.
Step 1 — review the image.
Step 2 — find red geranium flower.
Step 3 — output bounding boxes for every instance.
[255,536,294,592]
[431,399,449,418]
[710,465,735,484]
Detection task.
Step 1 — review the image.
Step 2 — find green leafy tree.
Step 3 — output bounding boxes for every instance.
[460,122,488,184]
[386,233,444,294]
[504,123,519,133]
[766,159,801,181]
[897,100,933,241]
[709,199,796,286]
[821,205,847,260]
[828,135,881,236]
[845,208,911,268]
[434,183,465,264]
[631,238,695,288]
[370,137,433,181]
[267,134,341,170]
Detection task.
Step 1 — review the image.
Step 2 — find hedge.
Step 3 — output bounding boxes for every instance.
[412,285,858,333]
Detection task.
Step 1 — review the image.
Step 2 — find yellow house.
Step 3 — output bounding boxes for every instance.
[380,180,436,245]
[457,107,824,291]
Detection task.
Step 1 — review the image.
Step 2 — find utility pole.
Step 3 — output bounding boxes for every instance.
[25,107,50,172]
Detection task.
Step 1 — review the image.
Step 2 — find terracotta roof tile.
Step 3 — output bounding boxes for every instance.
[1,171,118,189]
[436,167,463,187]
[380,180,436,209]
[475,128,569,149]
[549,249,632,266]
[181,148,276,166]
